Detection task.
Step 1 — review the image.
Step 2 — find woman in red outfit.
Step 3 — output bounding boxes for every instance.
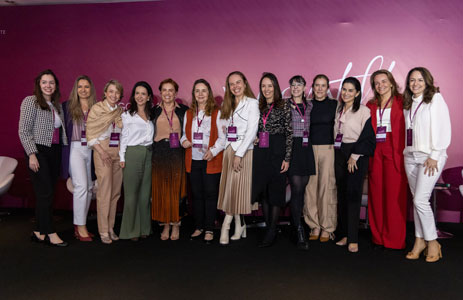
[366,69,407,250]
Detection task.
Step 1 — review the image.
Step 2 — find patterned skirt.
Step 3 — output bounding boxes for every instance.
[151,140,187,223]
[217,146,257,215]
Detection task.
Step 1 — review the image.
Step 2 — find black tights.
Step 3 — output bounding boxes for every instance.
[289,175,309,228]
[262,200,281,236]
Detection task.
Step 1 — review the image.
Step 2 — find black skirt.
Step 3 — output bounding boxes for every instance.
[251,134,287,207]
[288,137,316,177]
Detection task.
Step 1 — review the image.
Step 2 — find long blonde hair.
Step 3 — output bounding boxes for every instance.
[220,71,255,119]
[68,75,96,122]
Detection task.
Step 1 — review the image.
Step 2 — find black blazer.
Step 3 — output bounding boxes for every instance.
[150,102,189,139]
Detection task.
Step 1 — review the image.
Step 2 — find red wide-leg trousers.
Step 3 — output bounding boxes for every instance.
[368,133,407,249]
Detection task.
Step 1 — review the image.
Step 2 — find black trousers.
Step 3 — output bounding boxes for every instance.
[335,143,368,244]
[189,160,221,231]
[26,144,61,234]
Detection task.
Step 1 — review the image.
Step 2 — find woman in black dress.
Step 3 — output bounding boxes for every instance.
[252,72,292,247]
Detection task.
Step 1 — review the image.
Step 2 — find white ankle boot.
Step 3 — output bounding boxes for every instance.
[219,215,233,245]
[231,214,246,240]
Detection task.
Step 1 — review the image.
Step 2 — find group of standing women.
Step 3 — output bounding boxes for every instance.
[19,67,451,262]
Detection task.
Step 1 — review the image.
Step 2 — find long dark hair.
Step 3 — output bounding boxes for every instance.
[259,72,283,111]
[339,77,361,113]
[128,81,153,119]
[34,69,61,112]
[220,71,255,119]
[403,67,439,110]
[190,79,217,117]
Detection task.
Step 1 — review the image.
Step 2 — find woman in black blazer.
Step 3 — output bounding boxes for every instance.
[19,69,68,247]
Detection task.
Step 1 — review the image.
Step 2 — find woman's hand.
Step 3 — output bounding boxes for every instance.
[94,144,112,167]
[120,162,125,168]
[203,149,214,161]
[182,140,192,148]
[280,161,289,173]
[29,153,40,173]
[253,137,259,145]
[233,156,242,172]
[423,158,438,176]
[347,157,358,173]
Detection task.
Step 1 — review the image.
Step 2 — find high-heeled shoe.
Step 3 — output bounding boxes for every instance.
[160,224,170,240]
[74,226,92,242]
[296,225,309,251]
[348,243,359,253]
[170,224,180,241]
[30,232,45,243]
[219,215,233,245]
[258,228,276,248]
[405,246,427,260]
[425,243,442,263]
[309,228,320,241]
[231,215,246,241]
[204,231,214,245]
[190,229,204,240]
[336,237,347,246]
[319,231,331,243]
[45,236,68,247]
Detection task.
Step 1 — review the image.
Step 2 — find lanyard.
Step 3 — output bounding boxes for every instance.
[163,106,175,130]
[378,97,392,125]
[196,107,205,131]
[409,101,423,126]
[262,103,274,129]
[291,99,306,119]
[337,109,344,131]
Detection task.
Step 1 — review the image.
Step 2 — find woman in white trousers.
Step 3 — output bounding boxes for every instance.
[403,67,451,263]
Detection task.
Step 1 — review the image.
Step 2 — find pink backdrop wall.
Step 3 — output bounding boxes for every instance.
[0,0,462,217]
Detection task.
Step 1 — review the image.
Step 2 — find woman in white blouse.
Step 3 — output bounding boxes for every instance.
[181,79,226,244]
[403,67,451,263]
[119,81,155,241]
[217,71,259,245]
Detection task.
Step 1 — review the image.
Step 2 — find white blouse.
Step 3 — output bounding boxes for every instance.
[47,101,62,128]
[403,93,451,160]
[180,110,227,160]
[223,97,260,157]
[376,108,392,132]
[119,111,154,162]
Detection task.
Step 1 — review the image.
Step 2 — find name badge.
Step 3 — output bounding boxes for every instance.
[406,129,413,147]
[334,133,343,149]
[52,128,60,144]
[302,131,309,147]
[169,132,180,148]
[376,126,387,143]
[109,132,120,147]
[227,126,237,142]
[193,132,203,148]
[259,131,269,148]
[81,130,87,146]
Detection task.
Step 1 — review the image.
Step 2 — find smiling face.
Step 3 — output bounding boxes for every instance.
[290,81,305,99]
[228,74,246,99]
[39,74,56,100]
[194,82,209,108]
[104,84,121,107]
[373,73,392,99]
[134,86,149,108]
[261,77,274,102]
[77,79,91,101]
[409,70,426,97]
[160,82,177,105]
[313,77,328,100]
[341,82,360,105]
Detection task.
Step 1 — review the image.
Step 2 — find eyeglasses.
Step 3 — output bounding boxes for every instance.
[291,83,304,88]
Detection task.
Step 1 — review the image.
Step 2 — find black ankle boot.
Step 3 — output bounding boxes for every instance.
[296,225,309,251]
[258,227,276,248]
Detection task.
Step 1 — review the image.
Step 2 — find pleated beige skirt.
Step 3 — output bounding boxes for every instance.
[217,146,257,215]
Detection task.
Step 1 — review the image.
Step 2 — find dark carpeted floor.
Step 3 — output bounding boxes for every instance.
[0,209,462,300]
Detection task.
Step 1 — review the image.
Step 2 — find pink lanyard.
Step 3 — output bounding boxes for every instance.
[196,107,205,132]
[163,106,175,130]
[337,109,344,131]
[262,103,274,129]
[291,99,306,119]
[409,101,423,126]
[378,97,392,125]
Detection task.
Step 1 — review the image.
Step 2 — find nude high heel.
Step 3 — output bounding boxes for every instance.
[219,215,233,245]
[425,243,442,263]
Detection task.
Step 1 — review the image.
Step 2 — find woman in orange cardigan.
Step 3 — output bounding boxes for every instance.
[366,69,407,250]
[181,79,227,244]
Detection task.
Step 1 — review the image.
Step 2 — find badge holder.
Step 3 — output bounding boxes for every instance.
[259,131,269,148]
[376,126,387,143]
[227,126,237,142]
[334,133,343,149]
